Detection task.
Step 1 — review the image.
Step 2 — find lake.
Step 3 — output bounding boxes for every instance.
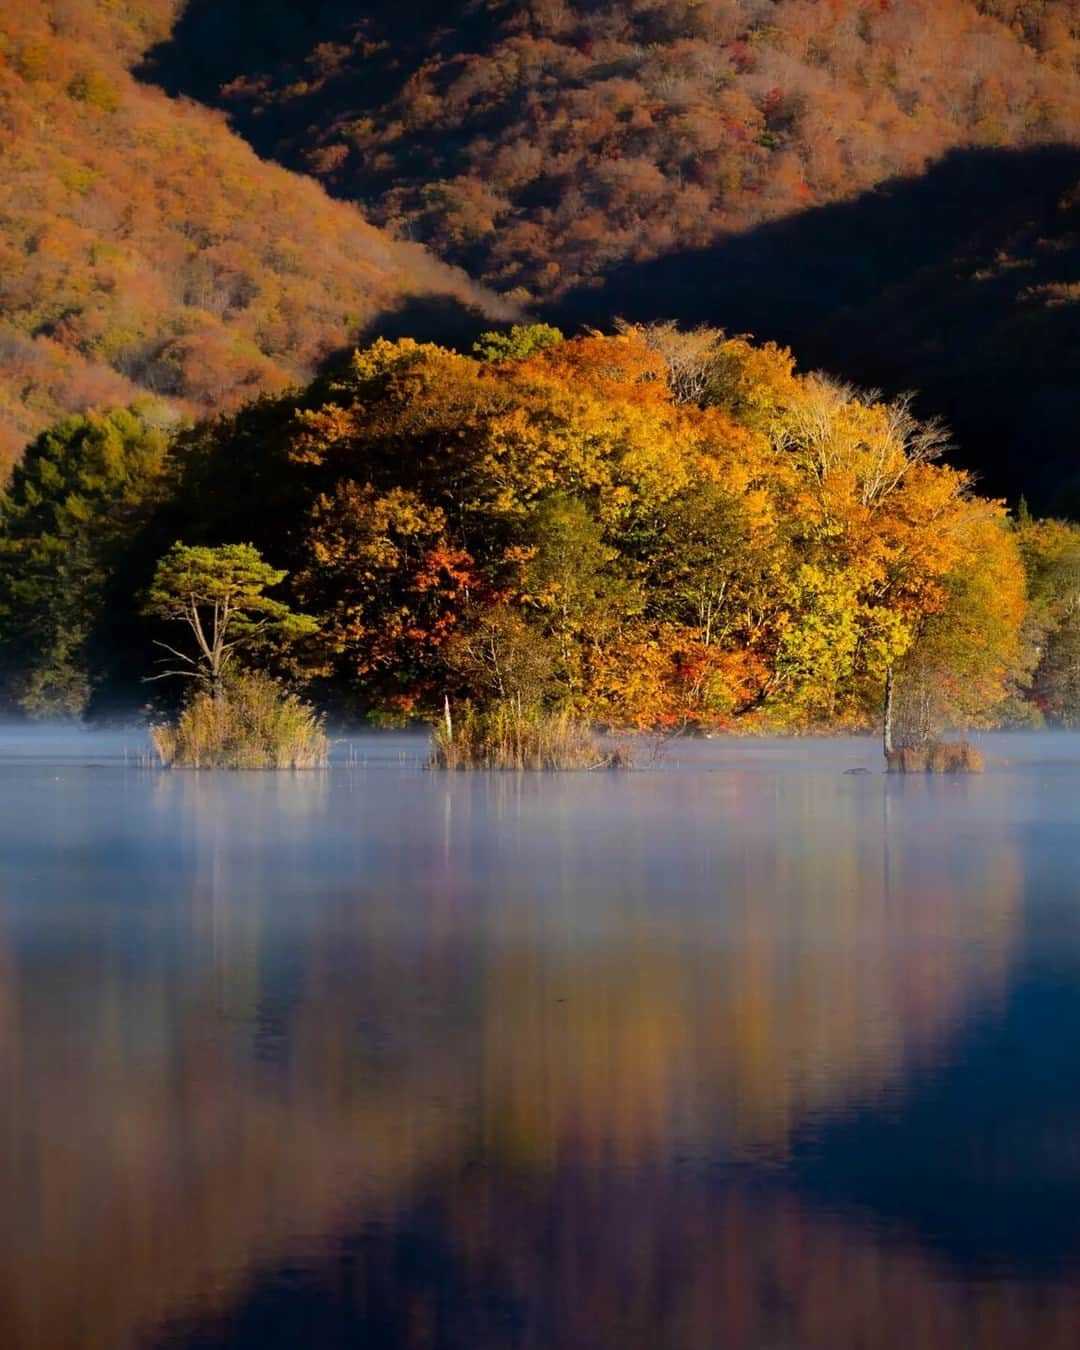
[2,729,1080,1350]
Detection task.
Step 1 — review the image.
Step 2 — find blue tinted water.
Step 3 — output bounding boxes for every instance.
[1,730,1078,1350]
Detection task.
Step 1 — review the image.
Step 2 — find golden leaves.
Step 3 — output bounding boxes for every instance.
[286,329,1027,730]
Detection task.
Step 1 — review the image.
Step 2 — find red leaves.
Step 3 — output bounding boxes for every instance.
[726,40,755,75]
[762,87,785,121]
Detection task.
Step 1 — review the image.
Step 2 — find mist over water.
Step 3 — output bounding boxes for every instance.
[2,732,1080,1349]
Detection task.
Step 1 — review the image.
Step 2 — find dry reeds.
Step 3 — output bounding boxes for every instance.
[886,741,984,774]
[150,672,327,769]
[431,700,629,771]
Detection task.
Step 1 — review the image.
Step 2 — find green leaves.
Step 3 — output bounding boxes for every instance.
[143,543,319,690]
[145,543,286,618]
[473,324,565,363]
[0,405,169,715]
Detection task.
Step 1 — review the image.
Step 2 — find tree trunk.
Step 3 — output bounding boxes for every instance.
[210,646,224,704]
[443,694,453,743]
[882,663,894,759]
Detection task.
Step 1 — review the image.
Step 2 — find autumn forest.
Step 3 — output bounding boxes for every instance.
[2,0,1080,744]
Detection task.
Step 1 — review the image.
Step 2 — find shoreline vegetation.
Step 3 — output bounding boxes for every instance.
[2,324,1079,773]
[146,712,990,775]
[149,673,327,770]
[885,740,985,775]
[430,700,632,772]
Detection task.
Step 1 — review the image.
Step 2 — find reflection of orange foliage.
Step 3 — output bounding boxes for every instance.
[422,1176,1080,1350]
[0,768,1029,1348]
[480,777,1022,1164]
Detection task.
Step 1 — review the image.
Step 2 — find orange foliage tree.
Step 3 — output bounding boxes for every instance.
[207,325,1027,733]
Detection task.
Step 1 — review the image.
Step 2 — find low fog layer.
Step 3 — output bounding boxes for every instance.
[1,725,1079,772]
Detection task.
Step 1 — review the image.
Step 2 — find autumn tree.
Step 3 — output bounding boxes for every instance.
[295,481,479,717]
[616,319,728,405]
[889,507,1027,748]
[644,482,758,647]
[1034,616,1080,726]
[521,495,637,696]
[1018,517,1080,724]
[443,605,557,707]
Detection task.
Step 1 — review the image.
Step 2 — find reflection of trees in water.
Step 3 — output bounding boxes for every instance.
[476,774,1021,1165]
[0,769,1035,1348]
[174,1175,1080,1350]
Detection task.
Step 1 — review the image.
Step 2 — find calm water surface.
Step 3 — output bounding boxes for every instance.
[2,729,1080,1349]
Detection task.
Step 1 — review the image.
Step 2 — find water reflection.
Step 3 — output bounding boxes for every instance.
[0,738,1077,1348]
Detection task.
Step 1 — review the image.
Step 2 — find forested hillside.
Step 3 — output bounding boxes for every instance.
[139,0,1080,509]
[0,0,506,471]
[3,1,1079,502]
[148,0,1080,300]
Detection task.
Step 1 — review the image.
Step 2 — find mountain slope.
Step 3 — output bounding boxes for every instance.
[0,0,508,469]
[145,0,1080,300]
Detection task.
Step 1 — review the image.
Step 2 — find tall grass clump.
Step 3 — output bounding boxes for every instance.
[150,671,327,769]
[886,740,984,774]
[431,699,630,771]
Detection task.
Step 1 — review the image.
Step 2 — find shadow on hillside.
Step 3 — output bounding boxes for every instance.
[554,144,1080,511]
[141,1,368,103]
[305,294,507,387]
[139,0,473,118]
[359,293,503,349]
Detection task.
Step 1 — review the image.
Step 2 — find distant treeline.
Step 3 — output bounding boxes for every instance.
[0,323,1077,736]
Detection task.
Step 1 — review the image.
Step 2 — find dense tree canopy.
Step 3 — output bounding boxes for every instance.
[0,404,172,713]
[19,324,1022,734]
